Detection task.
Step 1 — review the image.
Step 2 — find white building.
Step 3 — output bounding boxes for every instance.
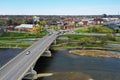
[15,24,34,32]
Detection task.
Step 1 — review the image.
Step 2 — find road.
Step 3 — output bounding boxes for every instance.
[107,44,120,48]
[0,33,58,80]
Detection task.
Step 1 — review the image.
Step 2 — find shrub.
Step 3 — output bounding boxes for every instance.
[106,33,116,41]
[10,33,14,39]
[24,33,29,38]
[78,37,91,49]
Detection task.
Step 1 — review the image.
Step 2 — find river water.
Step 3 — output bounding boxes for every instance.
[0,48,23,67]
[0,49,120,80]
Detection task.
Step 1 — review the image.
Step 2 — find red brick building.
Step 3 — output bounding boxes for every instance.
[60,18,75,30]
[94,18,104,25]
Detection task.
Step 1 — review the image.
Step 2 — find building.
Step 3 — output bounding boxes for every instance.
[104,22,120,32]
[94,18,105,25]
[15,24,34,32]
[6,26,14,31]
[59,18,75,30]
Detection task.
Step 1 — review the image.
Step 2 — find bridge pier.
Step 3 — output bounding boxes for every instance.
[23,67,37,80]
[42,49,52,57]
[53,40,56,45]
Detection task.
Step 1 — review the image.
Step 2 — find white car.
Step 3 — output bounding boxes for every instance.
[26,51,30,55]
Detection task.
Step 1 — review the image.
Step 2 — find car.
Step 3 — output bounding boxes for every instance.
[48,32,53,36]
[26,51,30,55]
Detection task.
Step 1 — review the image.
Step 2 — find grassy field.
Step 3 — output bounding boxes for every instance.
[75,26,114,33]
[59,34,120,44]
[0,31,49,48]
[0,31,48,39]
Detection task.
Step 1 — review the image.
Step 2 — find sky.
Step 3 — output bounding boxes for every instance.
[0,0,120,15]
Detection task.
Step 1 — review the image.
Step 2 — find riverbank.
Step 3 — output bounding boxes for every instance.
[69,50,120,58]
[52,44,120,51]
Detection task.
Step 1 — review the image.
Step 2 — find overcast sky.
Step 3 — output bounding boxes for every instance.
[0,0,120,15]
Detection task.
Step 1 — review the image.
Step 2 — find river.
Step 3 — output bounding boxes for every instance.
[0,49,120,80]
[0,48,23,67]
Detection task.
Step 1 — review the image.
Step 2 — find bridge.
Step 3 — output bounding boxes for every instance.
[0,33,58,80]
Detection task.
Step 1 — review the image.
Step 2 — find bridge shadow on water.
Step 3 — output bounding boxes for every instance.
[34,50,56,73]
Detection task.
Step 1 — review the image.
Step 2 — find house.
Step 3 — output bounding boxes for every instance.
[104,22,120,32]
[109,23,120,33]
[94,18,104,25]
[81,18,94,26]
[81,18,89,26]
[60,25,75,30]
[60,18,75,30]
[6,26,14,31]
[115,24,120,32]
[102,18,119,22]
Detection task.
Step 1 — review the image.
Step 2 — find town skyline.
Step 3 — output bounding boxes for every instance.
[0,0,120,15]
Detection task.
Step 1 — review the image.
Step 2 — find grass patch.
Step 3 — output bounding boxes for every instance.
[75,26,114,33]
[0,31,49,48]
[0,31,48,39]
[69,50,120,58]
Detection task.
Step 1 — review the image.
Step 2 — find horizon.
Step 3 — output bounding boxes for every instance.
[0,0,120,15]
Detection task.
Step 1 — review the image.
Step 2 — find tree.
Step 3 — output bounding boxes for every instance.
[40,21,46,27]
[34,26,43,37]
[24,33,29,38]
[106,33,116,41]
[75,21,78,27]
[78,37,91,49]
[100,36,107,46]
[50,25,58,30]
[7,19,13,26]
[102,14,107,18]
[0,19,7,26]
